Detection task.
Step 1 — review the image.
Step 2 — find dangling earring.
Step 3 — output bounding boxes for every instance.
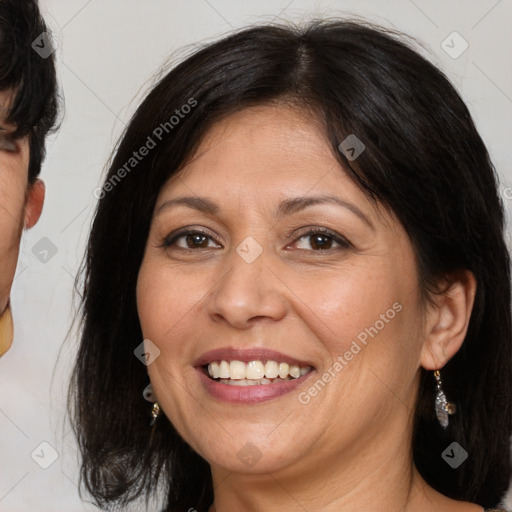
[0,301,14,357]
[143,383,161,426]
[150,402,161,426]
[434,370,456,429]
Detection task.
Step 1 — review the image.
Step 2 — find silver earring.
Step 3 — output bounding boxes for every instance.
[434,370,456,429]
[143,383,161,426]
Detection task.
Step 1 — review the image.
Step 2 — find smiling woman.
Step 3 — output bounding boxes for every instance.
[0,0,59,356]
[70,19,511,512]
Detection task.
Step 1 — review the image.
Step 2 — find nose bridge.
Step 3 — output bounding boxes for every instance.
[206,239,286,327]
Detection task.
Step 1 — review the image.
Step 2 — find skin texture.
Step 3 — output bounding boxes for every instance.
[137,105,480,511]
[0,92,45,355]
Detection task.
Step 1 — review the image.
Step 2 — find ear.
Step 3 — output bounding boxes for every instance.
[24,179,45,229]
[420,270,477,370]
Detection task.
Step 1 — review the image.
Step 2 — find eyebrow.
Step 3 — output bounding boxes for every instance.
[156,195,374,230]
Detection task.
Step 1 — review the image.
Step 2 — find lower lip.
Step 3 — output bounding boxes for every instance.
[196,367,315,404]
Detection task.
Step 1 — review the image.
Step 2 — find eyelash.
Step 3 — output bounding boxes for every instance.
[160,226,352,252]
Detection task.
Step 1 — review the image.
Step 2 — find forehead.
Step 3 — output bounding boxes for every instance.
[155,105,398,231]
[193,104,328,160]
[166,105,348,193]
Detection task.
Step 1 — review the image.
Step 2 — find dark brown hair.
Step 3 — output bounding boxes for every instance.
[0,0,59,182]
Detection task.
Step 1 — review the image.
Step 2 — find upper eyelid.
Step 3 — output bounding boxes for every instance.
[286,225,343,237]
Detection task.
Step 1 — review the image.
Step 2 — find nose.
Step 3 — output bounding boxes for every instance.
[206,247,288,329]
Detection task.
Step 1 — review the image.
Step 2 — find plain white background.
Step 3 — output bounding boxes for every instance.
[0,1,511,510]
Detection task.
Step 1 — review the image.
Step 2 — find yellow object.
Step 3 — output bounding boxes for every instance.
[0,303,14,357]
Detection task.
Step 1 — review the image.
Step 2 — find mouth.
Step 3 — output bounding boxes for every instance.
[202,359,313,386]
[194,348,316,403]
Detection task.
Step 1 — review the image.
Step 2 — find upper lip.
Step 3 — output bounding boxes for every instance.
[193,347,315,368]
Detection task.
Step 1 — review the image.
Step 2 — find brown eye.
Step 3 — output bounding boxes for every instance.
[308,233,334,250]
[291,228,351,252]
[183,233,209,248]
[163,229,221,250]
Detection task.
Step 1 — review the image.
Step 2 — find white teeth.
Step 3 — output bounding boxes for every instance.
[278,363,289,379]
[289,365,300,378]
[208,361,220,378]
[229,360,246,380]
[264,360,279,378]
[218,377,291,386]
[206,359,312,382]
[219,360,230,378]
[245,360,265,379]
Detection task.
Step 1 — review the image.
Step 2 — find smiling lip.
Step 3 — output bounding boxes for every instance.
[193,347,316,404]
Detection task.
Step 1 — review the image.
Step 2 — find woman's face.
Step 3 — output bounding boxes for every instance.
[137,105,427,476]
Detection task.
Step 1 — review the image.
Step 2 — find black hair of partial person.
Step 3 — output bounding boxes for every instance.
[0,0,59,182]
[69,19,512,511]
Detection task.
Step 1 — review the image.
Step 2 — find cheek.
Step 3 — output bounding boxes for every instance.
[288,269,421,436]
[286,256,422,397]
[137,259,205,338]
[136,257,213,386]
[292,265,404,346]
[136,259,213,436]
[0,177,26,305]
